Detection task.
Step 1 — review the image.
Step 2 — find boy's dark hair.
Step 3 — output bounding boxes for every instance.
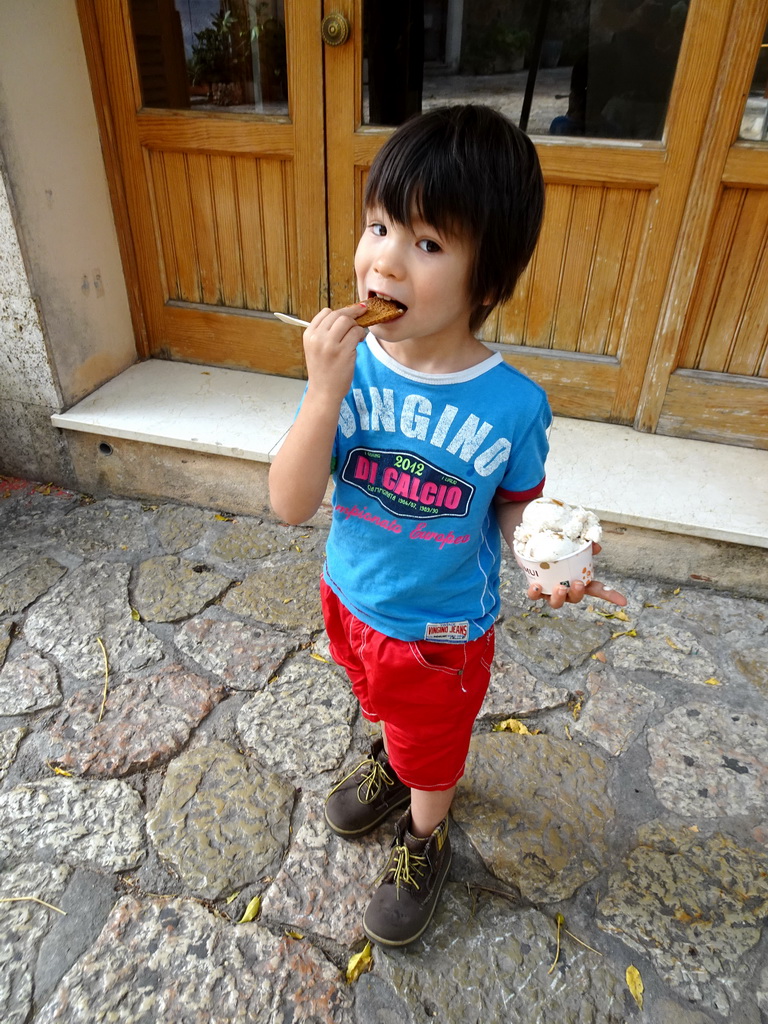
[364,105,544,332]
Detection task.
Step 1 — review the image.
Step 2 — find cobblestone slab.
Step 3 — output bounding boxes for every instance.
[209,518,286,563]
[0,551,40,580]
[484,632,569,718]
[0,728,26,784]
[365,886,626,1024]
[453,732,613,902]
[0,557,66,615]
[152,503,210,553]
[133,555,234,622]
[597,821,768,1015]
[572,669,663,756]
[0,862,72,1024]
[147,741,294,899]
[610,626,717,684]
[237,654,356,784]
[176,615,297,690]
[0,651,61,715]
[44,666,226,777]
[0,488,80,550]
[35,896,355,1024]
[51,502,150,556]
[647,703,768,819]
[501,609,611,675]
[262,802,391,945]
[33,868,118,1011]
[223,559,324,632]
[24,562,162,680]
[0,779,145,872]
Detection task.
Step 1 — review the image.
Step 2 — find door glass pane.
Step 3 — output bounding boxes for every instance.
[739,22,768,141]
[129,0,288,115]
[363,0,687,140]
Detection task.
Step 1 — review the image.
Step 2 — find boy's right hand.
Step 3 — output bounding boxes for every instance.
[303,304,368,405]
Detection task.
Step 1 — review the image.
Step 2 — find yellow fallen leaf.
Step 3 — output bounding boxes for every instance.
[225,891,240,905]
[96,637,109,723]
[626,965,643,1009]
[310,652,329,663]
[611,629,637,639]
[665,636,681,650]
[673,587,681,595]
[0,896,66,914]
[293,545,302,552]
[46,762,73,777]
[569,694,584,721]
[130,608,140,621]
[548,913,564,974]
[238,896,261,922]
[594,609,630,621]
[346,941,373,983]
[215,513,235,522]
[703,677,721,686]
[591,651,607,663]
[493,717,540,735]
[643,602,661,609]
[284,929,304,939]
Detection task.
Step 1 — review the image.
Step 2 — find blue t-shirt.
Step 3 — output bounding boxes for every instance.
[321,336,551,642]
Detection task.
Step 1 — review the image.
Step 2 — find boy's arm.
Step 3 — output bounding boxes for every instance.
[494,495,627,609]
[269,305,366,525]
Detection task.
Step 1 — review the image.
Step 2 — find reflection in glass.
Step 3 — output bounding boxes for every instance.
[363,0,688,141]
[739,23,768,141]
[130,0,288,115]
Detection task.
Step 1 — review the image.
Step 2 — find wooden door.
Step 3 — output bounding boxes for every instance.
[637,0,768,449]
[323,0,748,425]
[79,0,326,378]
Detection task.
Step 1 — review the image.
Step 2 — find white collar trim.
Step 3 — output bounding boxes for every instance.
[365,334,502,384]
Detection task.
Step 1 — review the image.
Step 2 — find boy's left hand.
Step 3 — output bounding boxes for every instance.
[526,543,627,609]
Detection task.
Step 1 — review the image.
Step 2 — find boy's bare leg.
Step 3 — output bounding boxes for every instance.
[410,788,455,837]
[381,723,455,836]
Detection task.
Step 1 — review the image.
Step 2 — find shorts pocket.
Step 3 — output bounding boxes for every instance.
[408,640,467,676]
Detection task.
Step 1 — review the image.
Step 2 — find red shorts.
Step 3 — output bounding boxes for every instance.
[321,579,494,791]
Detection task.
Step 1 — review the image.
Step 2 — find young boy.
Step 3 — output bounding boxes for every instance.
[269,104,625,947]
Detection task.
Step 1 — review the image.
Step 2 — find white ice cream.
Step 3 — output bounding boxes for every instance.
[513,497,602,562]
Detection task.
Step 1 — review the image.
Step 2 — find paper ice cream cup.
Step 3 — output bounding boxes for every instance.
[513,538,594,596]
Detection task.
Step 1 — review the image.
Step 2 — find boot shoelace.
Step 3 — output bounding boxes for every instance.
[379,842,428,899]
[356,758,398,803]
[327,754,397,804]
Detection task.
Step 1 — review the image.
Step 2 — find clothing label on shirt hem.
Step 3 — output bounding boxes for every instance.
[425,621,470,642]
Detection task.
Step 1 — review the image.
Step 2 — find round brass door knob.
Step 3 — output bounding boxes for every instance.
[321,13,350,46]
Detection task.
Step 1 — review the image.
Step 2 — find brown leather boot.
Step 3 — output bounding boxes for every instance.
[324,737,410,837]
[363,809,451,946]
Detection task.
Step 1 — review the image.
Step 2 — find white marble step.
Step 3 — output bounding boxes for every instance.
[52,360,768,548]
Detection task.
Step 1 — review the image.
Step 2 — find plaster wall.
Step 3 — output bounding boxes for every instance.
[0,0,137,482]
[0,165,73,481]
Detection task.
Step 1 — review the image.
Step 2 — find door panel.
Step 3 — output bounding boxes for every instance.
[81,0,767,444]
[83,0,325,376]
[324,0,736,424]
[655,183,768,448]
[638,0,768,449]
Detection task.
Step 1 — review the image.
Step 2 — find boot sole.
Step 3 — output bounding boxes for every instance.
[362,846,452,947]
[324,790,411,837]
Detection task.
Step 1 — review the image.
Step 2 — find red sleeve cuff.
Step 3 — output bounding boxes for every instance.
[496,477,545,503]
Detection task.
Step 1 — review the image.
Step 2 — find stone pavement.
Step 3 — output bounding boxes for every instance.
[1,476,767,1024]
